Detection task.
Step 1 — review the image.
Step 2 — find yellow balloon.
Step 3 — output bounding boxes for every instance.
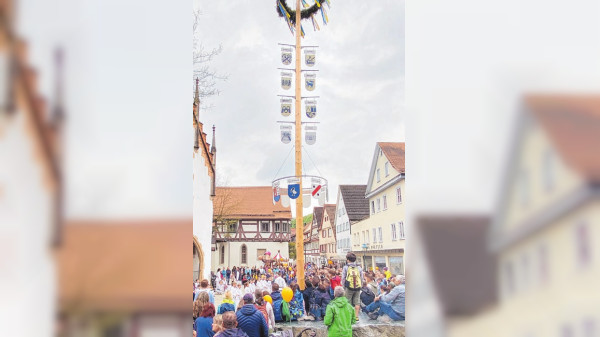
[281,287,294,302]
[264,295,273,304]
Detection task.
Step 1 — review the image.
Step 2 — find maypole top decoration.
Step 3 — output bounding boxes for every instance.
[276,0,331,35]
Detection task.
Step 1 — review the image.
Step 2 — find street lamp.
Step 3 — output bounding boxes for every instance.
[361,243,368,269]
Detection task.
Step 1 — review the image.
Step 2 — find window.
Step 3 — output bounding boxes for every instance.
[377,169,381,182]
[383,195,388,210]
[283,222,289,233]
[371,201,375,214]
[391,223,397,240]
[362,231,366,243]
[328,228,332,237]
[241,245,248,264]
[379,148,383,157]
[220,245,225,264]
[275,222,281,232]
[378,227,383,242]
[385,162,389,176]
[538,244,548,284]
[377,199,381,212]
[366,231,370,243]
[519,169,529,207]
[228,223,237,232]
[261,221,269,232]
[372,228,377,243]
[543,149,554,192]
[398,221,405,239]
[576,221,591,268]
[396,187,402,204]
[322,230,325,238]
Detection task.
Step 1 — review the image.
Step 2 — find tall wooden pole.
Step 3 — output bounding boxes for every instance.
[294,0,305,290]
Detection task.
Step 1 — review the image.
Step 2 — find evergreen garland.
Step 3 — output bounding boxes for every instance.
[276,0,321,25]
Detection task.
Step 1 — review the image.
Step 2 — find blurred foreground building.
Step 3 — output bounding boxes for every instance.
[423,95,600,337]
[0,4,63,335]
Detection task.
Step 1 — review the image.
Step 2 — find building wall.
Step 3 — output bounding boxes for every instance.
[212,241,290,271]
[335,193,351,258]
[0,109,56,337]
[321,208,337,260]
[193,146,212,280]
[369,145,401,193]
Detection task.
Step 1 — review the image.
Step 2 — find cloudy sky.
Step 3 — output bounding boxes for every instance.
[17,0,404,218]
[195,1,405,213]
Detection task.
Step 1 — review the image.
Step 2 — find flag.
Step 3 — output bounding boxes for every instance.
[288,184,301,199]
[303,193,311,207]
[305,73,316,91]
[281,47,293,65]
[281,194,290,208]
[305,131,316,145]
[304,49,316,67]
[273,183,281,204]
[281,71,292,90]
[281,98,292,117]
[305,99,316,118]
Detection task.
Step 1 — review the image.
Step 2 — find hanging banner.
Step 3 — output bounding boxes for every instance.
[317,187,326,206]
[305,99,317,118]
[288,183,301,199]
[272,181,281,204]
[304,49,316,67]
[305,73,316,91]
[281,47,293,65]
[280,125,292,144]
[303,193,311,207]
[281,71,292,90]
[280,98,292,117]
[311,178,322,197]
[281,194,290,208]
[305,131,316,145]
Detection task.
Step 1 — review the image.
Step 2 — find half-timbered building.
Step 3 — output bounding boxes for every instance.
[304,206,323,264]
[212,186,292,269]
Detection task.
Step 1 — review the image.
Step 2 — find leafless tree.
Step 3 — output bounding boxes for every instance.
[194,10,227,110]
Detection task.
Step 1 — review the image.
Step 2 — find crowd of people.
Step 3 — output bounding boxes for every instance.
[192,252,405,337]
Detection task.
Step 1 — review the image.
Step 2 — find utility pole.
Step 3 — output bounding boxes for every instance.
[293,0,305,291]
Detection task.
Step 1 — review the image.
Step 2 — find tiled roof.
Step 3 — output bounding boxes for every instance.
[417,215,496,316]
[58,219,191,312]
[214,186,292,219]
[378,142,405,174]
[323,204,336,227]
[313,206,324,230]
[339,185,370,222]
[527,95,600,181]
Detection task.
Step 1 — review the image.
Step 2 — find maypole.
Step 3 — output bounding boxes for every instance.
[274,0,331,291]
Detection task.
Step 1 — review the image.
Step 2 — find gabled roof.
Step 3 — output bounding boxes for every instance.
[527,95,600,181]
[418,215,496,316]
[339,185,370,223]
[58,219,191,312]
[214,186,292,220]
[312,206,324,230]
[365,142,405,195]
[379,142,405,174]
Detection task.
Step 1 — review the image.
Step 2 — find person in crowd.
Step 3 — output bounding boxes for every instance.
[329,269,341,291]
[194,302,216,337]
[212,314,224,336]
[324,286,356,337]
[253,290,270,329]
[384,267,392,281]
[270,283,286,322]
[302,279,314,315]
[360,272,379,309]
[218,311,249,337]
[261,290,276,331]
[236,293,269,337]
[194,292,210,321]
[341,252,364,321]
[309,278,332,320]
[274,272,286,290]
[232,281,243,309]
[226,268,232,284]
[288,283,305,321]
[365,275,405,321]
[195,279,215,304]
[218,290,236,315]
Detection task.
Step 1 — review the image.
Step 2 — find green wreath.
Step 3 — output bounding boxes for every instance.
[276,0,330,28]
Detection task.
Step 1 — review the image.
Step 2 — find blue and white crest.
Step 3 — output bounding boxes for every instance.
[281,47,293,65]
[281,71,292,90]
[288,184,301,199]
[281,98,292,117]
[304,49,316,67]
[305,99,316,118]
[305,73,316,91]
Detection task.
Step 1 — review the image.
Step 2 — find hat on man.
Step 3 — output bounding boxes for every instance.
[243,293,254,303]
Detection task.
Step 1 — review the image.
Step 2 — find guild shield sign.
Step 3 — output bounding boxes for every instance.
[305,99,316,118]
[281,72,292,90]
[304,49,316,67]
[304,73,316,91]
[288,184,301,199]
[281,130,292,144]
[281,98,292,117]
[272,183,281,204]
[305,131,316,145]
[281,47,293,65]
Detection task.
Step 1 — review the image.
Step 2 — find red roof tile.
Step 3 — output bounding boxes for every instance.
[214,186,292,219]
[378,142,405,174]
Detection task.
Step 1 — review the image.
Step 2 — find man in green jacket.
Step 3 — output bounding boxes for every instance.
[324,286,357,337]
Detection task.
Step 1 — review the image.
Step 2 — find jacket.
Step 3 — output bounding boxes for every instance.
[194,316,215,337]
[271,291,284,322]
[381,284,405,316]
[341,263,364,290]
[235,304,269,337]
[216,328,249,337]
[323,296,356,337]
[218,299,236,314]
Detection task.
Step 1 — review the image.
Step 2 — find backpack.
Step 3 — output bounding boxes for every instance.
[255,303,269,324]
[273,298,284,322]
[360,285,375,305]
[344,266,362,291]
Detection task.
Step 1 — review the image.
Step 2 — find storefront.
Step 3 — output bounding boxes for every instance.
[358,249,404,274]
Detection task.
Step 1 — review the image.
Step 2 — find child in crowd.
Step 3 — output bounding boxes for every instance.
[212,314,224,336]
[309,278,332,321]
[217,290,236,315]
